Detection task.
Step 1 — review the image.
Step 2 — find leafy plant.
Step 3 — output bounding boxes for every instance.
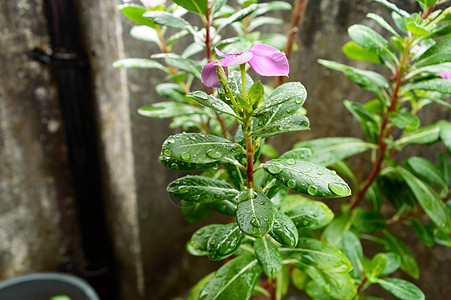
[116,0,450,299]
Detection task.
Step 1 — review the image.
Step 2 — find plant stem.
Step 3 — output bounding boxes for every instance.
[240,64,247,100]
[350,39,411,210]
[205,6,212,63]
[274,0,309,87]
[245,131,254,188]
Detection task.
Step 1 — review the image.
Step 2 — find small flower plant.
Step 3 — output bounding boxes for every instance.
[116,0,450,299]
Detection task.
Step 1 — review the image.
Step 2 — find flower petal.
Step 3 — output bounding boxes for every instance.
[201,62,229,87]
[248,44,289,76]
[219,52,253,67]
[215,48,235,57]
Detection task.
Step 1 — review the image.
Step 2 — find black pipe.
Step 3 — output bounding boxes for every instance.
[33,0,118,298]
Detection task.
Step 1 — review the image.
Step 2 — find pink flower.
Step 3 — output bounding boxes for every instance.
[438,72,451,79]
[201,44,289,88]
[123,0,165,8]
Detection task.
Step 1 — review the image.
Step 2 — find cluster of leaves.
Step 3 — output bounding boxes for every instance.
[116,0,450,299]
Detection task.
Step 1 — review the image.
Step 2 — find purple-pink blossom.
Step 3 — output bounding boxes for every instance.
[201,44,289,88]
[123,0,165,8]
[438,72,451,79]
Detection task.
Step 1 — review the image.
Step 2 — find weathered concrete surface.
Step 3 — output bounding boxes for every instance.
[0,0,82,279]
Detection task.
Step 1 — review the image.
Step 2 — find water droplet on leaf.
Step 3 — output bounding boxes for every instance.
[287,158,296,165]
[268,164,281,174]
[163,149,171,156]
[328,182,350,196]
[287,179,296,189]
[251,218,259,227]
[317,170,324,175]
[308,185,319,196]
[206,149,223,159]
[181,152,191,160]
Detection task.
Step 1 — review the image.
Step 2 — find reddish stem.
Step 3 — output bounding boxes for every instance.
[205,6,212,63]
[246,135,254,187]
[274,0,309,87]
[356,277,368,295]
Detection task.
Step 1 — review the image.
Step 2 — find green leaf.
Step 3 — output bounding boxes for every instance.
[269,211,299,247]
[294,137,373,167]
[167,29,189,45]
[112,58,166,70]
[248,16,283,31]
[291,268,308,291]
[279,148,312,161]
[348,24,395,62]
[279,195,334,229]
[344,100,380,143]
[261,144,279,159]
[342,41,383,64]
[381,252,401,276]
[130,25,160,44]
[220,71,254,100]
[187,272,215,300]
[377,278,425,300]
[387,111,420,131]
[367,13,400,37]
[143,11,191,30]
[396,123,440,146]
[258,33,288,51]
[167,175,239,203]
[406,20,430,36]
[207,223,245,261]
[172,0,207,14]
[339,231,364,279]
[253,1,292,16]
[254,237,282,278]
[396,166,451,234]
[188,91,239,118]
[263,159,351,198]
[119,4,156,27]
[211,197,238,216]
[161,133,244,165]
[189,224,223,255]
[408,78,451,94]
[138,102,203,119]
[382,231,419,279]
[248,81,264,107]
[236,190,276,238]
[285,238,352,273]
[365,253,388,282]
[322,212,353,246]
[256,82,307,113]
[217,4,259,32]
[303,266,357,300]
[411,220,435,247]
[372,0,410,17]
[438,153,451,188]
[352,209,387,233]
[156,83,187,101]
[182,201,213,224]
[406,157,448,194]
[200,255,261,300]
[305,280,335,300]
[153,53,202,79]
[318,59,389,91]
[160,156,220,171]
[439,120,451,153]
[251,115,310,138]
[275,265,290,299]
[414,38,451,67]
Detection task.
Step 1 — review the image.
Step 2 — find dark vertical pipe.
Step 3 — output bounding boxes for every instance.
[39,0,118,298]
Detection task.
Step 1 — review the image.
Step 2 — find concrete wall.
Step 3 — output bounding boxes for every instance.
[0,0,449,299]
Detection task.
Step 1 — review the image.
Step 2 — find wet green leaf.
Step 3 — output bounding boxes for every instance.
[285,238,352,273]
[280,195,334,229]
[348,24,395,62]
[113,58,166,70]
[263,159,351,198]
[199,255,261,300]
[207,223,245,261]
[406,157,448,194]
[236,190,276,237]
[304,266,357,300]
[254,237,282,278]
[279,148,312,161]
[342,41,382,64]
[414,37,451,67]
[182,201,213,224]
[396,123,440,146]
[382,231,419,279]
[408,78,451,94]
[252,115,310,138]
[189,224,223,254]
[172,0,207,14]
[387,111,420,131]
[275,265,290,299]
[188,91,239,118]
[255,82,307,114]
[187,272,215,300]
[269,211,299,247]
[339,231,364,279]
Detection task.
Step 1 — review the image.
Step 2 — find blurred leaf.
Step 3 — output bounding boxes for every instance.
[373,0,410,16]
[187,272,215,300]
[143,11,191,30]
[252,114,310,138]
[156,83,187,101]
[438,153,451,188]
[387,111,420,131]
[276,265,290,299]
[249,16,283,31]
[305,280,334,300]
[199,255,261,300]
[381,252,401,276]
[365,253,388,282]
[342,41,382,64]
[152,53,202,79]
[119,4,156,27]
[396,166,451,234]
[236,190,276,237]
[138,102,203,119]
[353,209,387,233]
[439,120,451,153]
[323,212,353,246]
[367,13,400,37]
[258,33,288,51]
[295,137,374,166]
[304,266,357,300]
[414,37,451,67]
[113,58,166,70]
[406,20,430,36]
[406,157,448,194]
[182,200,213,224]
[318,59,389,91]
[263,159,351,198]
[254,237,282,278]
[217,4,258,32]
[280,195,334,229]
[382,231,419,279]
[408,78,451,94]
[396,123,440,146]
[377,278,425,300]
[348,24,395,63]
[253,1,292,16]
[172,0,207,14]
[411,220,435,247]
[339,231,364,279]
[261,144,279,159]
[130,25,160,44]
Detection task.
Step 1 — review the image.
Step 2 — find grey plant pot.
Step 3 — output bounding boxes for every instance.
[0,272,99,300]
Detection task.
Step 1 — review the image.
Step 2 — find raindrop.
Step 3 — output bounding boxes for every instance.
[287,179,296,189]
[308,185,319,196]
[170,163,179,169]
[317,170,324,175]
[209,240,216,245]
[328,182,350,196]
[268,164,281,174]
[167,137,175,143]
[178,187,189,194]
[287,158,296,165]
[181,152,191,160]
[302,220,309,226]
[197,230,204,235]
[214,193,221,199]
[295,99,302,104]
[163,149,171,156]
[207,149,223,159]
[330,170,337,175]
